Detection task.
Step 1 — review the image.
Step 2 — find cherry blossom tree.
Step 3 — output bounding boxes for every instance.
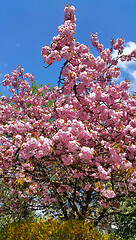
[0,5,136,226]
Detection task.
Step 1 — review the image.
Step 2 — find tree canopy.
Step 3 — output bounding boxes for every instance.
[0,5,136,230]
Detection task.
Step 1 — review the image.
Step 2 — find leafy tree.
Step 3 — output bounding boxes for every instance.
[0,5,136,233]
[111,197,136,239]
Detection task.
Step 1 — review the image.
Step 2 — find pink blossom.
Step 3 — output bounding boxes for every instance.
[68,140,79,152]
[83,184,91,191]
[102,189,116,199]
[3,74,11,86]
[24,73,35,81]
[101,49,111,63]
[79,146,94,161]
[130,49,136,58]
[113,38,124,51]
[61,154,73,166]
[98,165,111,180]
[64,5,76,23]
[91,32,103,52]
[111,59,118,65]
[60,46,73,60]
[96,57,106,72]
[131,128,136,137]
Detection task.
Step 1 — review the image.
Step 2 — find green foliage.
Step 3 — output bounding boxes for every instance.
[31,80,44,94]
[113,197,136,240]
[31,80,53,95]
[46,99,54,107]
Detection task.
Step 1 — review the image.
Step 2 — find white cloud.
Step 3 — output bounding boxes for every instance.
[129,70,136,81]
[118,42,136,70]
[112,41,136,94]
[122,41,136,55]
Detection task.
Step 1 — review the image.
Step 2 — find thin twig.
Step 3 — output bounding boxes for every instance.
[43,61,51,69]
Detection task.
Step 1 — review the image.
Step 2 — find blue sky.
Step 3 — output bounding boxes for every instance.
[0,0,136,96]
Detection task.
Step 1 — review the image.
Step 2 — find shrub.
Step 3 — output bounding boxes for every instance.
[0,217,120,240]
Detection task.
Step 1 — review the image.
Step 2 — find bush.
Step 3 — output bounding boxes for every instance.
[0,217,119,240]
